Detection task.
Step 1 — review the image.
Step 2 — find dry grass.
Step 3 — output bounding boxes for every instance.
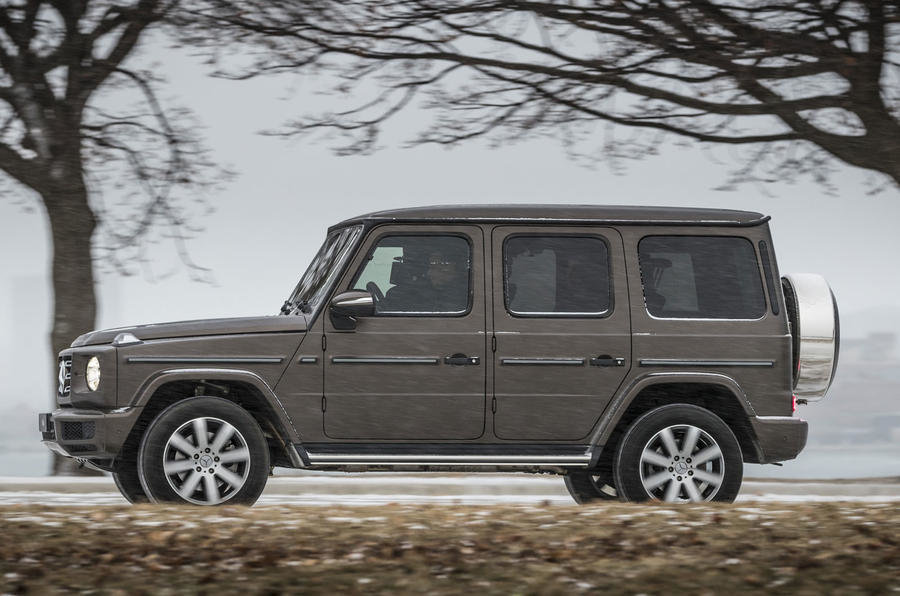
[1,502,898,595]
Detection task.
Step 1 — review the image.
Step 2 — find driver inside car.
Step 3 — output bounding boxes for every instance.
[380,245,469,313]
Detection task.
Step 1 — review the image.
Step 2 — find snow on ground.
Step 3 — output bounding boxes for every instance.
[1,475,897,506]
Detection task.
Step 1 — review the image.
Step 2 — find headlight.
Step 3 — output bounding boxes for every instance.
[85,356,101,391]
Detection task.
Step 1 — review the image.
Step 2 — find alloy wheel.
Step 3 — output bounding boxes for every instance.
[638,424,724,502]
[162,417,251,505]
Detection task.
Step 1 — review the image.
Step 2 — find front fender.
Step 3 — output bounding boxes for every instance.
[132,367,301,445]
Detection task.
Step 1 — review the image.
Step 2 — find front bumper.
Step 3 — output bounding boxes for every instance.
[750,416,809,464]
[39,407,142,468]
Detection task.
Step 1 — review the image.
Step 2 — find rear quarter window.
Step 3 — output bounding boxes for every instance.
[638,236,765,319]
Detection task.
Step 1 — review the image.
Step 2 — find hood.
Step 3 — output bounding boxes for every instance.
[71,315,309,347]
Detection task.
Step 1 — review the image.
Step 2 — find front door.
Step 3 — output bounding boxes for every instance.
[491,226,632,440]
[323,225,487,440]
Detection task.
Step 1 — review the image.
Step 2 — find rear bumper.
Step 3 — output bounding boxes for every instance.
[750,416,808,464]
[38,407,142,467]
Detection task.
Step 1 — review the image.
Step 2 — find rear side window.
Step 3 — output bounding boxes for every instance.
[504,236,610,316]
[638,236,765,319]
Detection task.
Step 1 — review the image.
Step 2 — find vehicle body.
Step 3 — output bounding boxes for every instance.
[39,205,839,505]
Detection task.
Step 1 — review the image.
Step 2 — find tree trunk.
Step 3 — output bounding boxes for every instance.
[42,173,102,476]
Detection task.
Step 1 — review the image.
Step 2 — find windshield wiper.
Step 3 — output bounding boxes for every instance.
[280,299,311,315]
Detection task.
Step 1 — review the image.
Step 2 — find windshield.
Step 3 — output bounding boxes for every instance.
[282,225,363,315]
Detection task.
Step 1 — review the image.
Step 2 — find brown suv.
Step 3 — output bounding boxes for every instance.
[39,205,839,505]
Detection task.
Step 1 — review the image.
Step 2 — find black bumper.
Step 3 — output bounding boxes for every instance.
[750,416,808,464]
[39,407,142,467]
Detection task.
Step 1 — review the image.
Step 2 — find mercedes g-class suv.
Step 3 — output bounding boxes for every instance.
[40,205,839,505]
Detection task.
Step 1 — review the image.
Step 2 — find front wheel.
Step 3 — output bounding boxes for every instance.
[614,404,743,503]
[137,397,270,506]
[112,450,149,504]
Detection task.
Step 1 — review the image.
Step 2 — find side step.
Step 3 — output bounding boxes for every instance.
[298,443,593,467]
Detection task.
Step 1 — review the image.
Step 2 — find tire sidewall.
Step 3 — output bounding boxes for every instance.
[614,404,743,503]
[138,397,270,505]
[113,457,149,504]
[564,470,618,504]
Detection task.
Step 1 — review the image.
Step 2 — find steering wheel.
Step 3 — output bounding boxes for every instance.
[366,282,384,304]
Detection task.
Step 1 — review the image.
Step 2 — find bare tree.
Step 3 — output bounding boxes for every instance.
[0,1,221,473]
[186,0,899,189]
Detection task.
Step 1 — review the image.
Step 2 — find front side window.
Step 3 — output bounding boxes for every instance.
[638,236,765,319]
[352,235,471,315]
[504,236,610,316]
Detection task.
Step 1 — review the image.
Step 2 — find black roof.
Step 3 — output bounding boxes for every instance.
[332,204,768,231]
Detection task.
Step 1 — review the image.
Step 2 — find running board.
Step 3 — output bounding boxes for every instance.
[300,444,593,467]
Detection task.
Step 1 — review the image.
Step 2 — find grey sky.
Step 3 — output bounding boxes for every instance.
[0,40,898,476]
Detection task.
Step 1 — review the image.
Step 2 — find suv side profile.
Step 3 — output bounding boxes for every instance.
[39,205,839,505]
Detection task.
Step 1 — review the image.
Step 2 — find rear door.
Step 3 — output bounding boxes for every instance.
[491,226,632,440]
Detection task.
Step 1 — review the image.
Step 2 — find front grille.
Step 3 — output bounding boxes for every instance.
[60,421,95,441]
[57,356,72,398]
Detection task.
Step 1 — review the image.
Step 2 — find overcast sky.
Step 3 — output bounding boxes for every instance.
[0,38,898,475]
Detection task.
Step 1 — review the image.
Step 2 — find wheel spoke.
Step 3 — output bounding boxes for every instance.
[192,418,209,450]
[681,426,700,457]
[215,466,245,489]
[642,471,671,491]
[218,448,250,464]
[163,459,196,475]
[663,479,680,502]
[693,445,722,466]
[692,469,723,487]
[168,434,196,456]
[210,423,236,453]
[683,478,703,502]
[641,449,670,468]
[178,471,203,498]
[203,473,220,504]
[659,427,679,458]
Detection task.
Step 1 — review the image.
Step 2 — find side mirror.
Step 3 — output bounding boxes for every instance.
[329,291,375,330]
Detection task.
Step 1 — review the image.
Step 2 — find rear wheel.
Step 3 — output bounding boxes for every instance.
[564,470,618,504]
[614,404,743,503]
[138,397,270,506]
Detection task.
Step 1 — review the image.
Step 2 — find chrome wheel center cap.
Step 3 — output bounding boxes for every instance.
[199,454,214,468]
[674,461,689,474]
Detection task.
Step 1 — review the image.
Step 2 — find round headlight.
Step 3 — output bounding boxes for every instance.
[86,356,101,391]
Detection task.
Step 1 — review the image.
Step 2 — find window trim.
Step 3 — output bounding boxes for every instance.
[502,233,614,319]
[348,231,475,318]
[637,234,767,322]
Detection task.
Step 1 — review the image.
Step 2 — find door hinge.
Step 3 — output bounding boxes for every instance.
[321,396,326,412]
[491,335,497,352]
[491,397,497,413]
[321,335,327,351]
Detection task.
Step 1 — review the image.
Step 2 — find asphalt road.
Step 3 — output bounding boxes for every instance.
[1,474,898,506]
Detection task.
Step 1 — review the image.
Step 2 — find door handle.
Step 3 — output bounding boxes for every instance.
[590,355,626,367]
[444,353,480,366]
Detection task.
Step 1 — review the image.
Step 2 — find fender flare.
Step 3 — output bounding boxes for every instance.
[589,372,761,458]
[132,367,302,447]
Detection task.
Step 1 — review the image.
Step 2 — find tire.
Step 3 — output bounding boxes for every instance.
[137,397,270,506]
[614,404,742,503]
[564,470,618,504]
[112,451,149,504]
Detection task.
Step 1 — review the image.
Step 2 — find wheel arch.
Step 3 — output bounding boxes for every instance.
[119,368,304,470]
[590,373,764,464]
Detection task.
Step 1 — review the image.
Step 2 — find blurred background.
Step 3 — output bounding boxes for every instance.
[0,3,898,479]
